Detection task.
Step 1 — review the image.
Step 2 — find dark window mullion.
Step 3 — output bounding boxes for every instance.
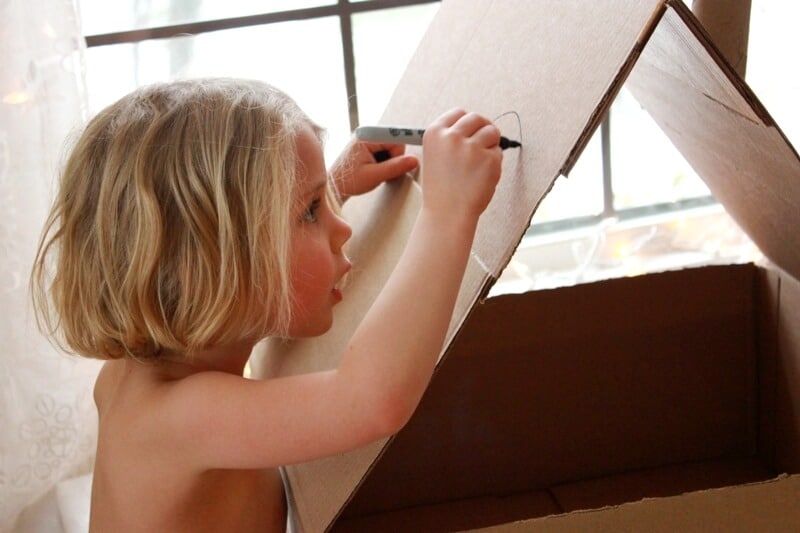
[84,4,345,47]
[84,1,440,48]
[339,1,360,131]
[600,112,614,218]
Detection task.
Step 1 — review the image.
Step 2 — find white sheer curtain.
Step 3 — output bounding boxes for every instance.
[0,0,102,531]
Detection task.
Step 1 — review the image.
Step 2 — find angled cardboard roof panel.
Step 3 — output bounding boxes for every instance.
[625,0,800,281]
[251,1,800,531]
[381,0,666,284]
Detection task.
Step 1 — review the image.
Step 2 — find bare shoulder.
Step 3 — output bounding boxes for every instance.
[92,358,215,476]
[90,361,287,532]
[93,358,229,446]
[97,357,387,472]
[93,360,261,467]
[93,358,172,425]
[93,359,185,463]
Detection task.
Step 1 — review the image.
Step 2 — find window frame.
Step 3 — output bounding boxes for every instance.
[82,0,718,237]
[83,0,441,132]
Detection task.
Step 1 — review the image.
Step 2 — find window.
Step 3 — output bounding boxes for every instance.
[496,1,797,293]
[78,0,439,161]
[78,1,795,292]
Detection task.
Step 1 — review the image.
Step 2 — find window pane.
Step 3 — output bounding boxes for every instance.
[78,0,334,36]
[531,128,605,225]
[610,87,710,210]
[84,18,351,161]
[748,1,800,150]
[352,3,439,125]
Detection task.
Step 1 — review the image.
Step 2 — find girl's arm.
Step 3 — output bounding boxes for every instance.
[337,108,502,432]
[161,109,502,470]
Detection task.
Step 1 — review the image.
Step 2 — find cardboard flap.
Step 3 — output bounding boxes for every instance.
[481,475,800,532]
[381,0,666,286]
[625,0,800,282]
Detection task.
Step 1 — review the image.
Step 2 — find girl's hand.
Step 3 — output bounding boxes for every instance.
[329,138,419,202]
[420,109,503,226]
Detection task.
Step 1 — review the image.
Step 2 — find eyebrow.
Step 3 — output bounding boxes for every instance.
[301,179,328,200]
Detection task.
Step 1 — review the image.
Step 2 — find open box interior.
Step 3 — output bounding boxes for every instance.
[250,0,800,530]
[332,262,800,532]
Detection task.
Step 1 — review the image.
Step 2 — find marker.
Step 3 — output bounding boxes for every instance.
[356,125,521,162]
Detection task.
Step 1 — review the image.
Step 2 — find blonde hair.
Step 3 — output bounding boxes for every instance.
[31,78,319,360]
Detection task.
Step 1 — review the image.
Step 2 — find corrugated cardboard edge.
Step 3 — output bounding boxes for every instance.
[559,0,666,177]
[462,474,800,532]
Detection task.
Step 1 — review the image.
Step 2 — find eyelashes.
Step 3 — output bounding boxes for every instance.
[302,198,322,223]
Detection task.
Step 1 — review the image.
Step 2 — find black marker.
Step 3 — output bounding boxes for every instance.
[356,125,521,162]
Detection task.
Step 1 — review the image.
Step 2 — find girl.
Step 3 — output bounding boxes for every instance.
[31,77,502,532]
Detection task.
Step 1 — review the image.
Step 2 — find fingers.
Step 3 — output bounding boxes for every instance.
[420,109,503,222]
[329,139,417,201]
[366,143,419,177]
[430,108,501,149]
[367,143,405,163]
[376,153,419,177]
[357,141,418,177]
[334,153,414,201]
[471,123,502,149]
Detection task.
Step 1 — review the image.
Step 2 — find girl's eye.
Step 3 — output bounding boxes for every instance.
[302,198,322,223]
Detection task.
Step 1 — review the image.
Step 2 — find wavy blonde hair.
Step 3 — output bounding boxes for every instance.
[31,78,319,360]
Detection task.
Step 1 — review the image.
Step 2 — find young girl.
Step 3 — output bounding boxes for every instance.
[31,77,502,532]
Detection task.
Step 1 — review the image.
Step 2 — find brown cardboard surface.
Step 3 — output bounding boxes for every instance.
[381,0,666,287]
[467,474,800,532]
[756,268,780,470]
[339,266,758,518]
[335,490,559,533]
[625,1,800,282]
[775,270,800,471]
[248,0,800,531]
[550,457,771,513]
[333,457,775,532]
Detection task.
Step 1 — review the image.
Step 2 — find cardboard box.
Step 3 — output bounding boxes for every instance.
[250,0,800,530]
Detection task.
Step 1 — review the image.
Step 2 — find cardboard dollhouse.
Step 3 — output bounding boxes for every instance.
[251,0,800,530]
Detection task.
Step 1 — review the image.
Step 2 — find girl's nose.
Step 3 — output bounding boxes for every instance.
[331,212,352,251]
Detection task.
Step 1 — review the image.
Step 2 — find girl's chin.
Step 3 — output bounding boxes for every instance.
[287,317,334,339]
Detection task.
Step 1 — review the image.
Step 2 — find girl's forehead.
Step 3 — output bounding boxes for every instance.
[296,121,325,153]
[294,125,327,191]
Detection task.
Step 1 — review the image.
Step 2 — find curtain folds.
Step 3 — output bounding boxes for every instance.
[0,0,101,530]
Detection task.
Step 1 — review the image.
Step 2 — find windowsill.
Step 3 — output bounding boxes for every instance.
[491,204,762,296]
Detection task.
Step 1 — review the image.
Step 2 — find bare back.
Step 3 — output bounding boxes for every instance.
[90,360,287,533]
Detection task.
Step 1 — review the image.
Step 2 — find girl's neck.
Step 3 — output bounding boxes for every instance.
[154,339,257,379]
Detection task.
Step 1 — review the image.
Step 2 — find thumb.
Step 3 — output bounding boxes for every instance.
[378,154,419,179]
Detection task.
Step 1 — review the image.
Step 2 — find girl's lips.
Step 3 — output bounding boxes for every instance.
[332,258,350,303]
